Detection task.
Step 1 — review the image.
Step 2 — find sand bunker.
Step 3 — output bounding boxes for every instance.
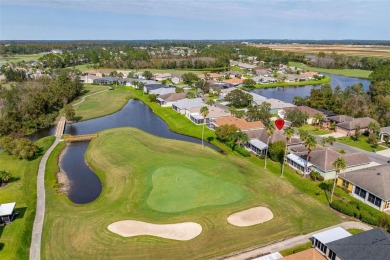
[227,206,273,227]
[108,220,202,241]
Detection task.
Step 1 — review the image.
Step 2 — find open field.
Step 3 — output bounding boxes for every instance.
[71,85,133,121]
[0,53,45,65]
[257,44,390,58]
[0,136,55,260]
[42,128,341,259]
[289,62,372,79]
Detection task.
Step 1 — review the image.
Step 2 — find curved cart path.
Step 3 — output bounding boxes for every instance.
[72,89,109,107]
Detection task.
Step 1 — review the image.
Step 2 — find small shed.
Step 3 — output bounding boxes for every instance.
[0,202,16,224]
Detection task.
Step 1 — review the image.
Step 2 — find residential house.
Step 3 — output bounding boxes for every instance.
[266,99,296,118]
[172,98,205,114]
[245,129,301,155]
[93,76,120,85]
[219,87,237,100]
[171,76,182,84]
[325,228,390,260]
[379,127,390,142]
[120,79,158,88]
[235,62,257,70]
[253,66,270,76]
[157,92,186,107]
[149,87,176,96]
[312,227,352,258]
[186,105,231,126]
[153,73,171,81]
[288,146,371,179]
[249,92,268,106]
[333,117,379,136]
[223,78,245,86]
[295,106,327,125]
[337,164,390,212]
[80,75,100,84]
[211,116,264,131]
[198,73,221,80]
[143,84,168,94]
[84,69,113,77]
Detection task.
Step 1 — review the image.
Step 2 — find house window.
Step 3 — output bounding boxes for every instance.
[368,193,382,207]
[354,186,367,199]
[342,180,349,188]
[328,250,336,260]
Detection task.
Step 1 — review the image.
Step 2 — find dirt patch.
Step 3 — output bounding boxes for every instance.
[227,206,273,227]
[108,220,202,241]
[56,171,70,194]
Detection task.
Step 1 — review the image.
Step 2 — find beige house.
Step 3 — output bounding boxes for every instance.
[328,116,378,136]
[295,106,326,125]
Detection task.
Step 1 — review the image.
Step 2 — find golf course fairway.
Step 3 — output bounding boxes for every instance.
[42,128,341,259]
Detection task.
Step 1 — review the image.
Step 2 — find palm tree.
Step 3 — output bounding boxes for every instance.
[313,113,325,127]
[281,126,295,177]
[233,131,249,148]
[299,129,309,142]
[330,157,347,203]
[200,106,209,147]
[264,124,275,169]
[367,121,380,135]
[206,99,215,106]
[303,135,317,176]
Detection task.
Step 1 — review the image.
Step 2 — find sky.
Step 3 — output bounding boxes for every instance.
[0,0,389,40]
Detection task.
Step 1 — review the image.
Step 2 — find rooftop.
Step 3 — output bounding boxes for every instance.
[337,117,378,130]
[339,164,390,200]
[189,106,231,119]
[213,116,264,131]
[0,202,16,217]
[297,106,326,117]
[313,227,351,244]
[267,99,296,109]
[281,248,325,260]
[157,92,186,102]
[172,98,205,110]
[326,228,390,260]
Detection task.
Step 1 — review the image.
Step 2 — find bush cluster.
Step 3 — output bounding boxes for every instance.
[0,136,39,160]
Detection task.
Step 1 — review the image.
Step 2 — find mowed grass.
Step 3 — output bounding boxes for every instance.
[337,136,385,152]
[72,85,133,121]
[289,62,372,79]
[42,128,341,259]
[298,124,332,136]
[0,53,45,65]
[0,136,55,260]
[147,166,246,213]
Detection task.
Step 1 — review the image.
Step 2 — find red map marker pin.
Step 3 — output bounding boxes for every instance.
[275,119,285,130]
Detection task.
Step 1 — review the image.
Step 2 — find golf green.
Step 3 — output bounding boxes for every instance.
[147,166,246,213]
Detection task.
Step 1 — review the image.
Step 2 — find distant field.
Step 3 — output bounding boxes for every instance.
[0,53,45,65]
[256,44,390,58]
[289,62,372,79]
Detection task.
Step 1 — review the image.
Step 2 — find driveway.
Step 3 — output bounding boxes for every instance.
[376,148,390,158]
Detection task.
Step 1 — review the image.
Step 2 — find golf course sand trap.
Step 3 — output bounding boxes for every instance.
[227,206,273,227]
[108,220,202,241]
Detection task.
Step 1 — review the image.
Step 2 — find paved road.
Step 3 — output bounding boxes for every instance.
[29,138,61,260]
[219,221,372,260]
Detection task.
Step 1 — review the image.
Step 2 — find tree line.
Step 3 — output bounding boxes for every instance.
[0,69,84,136]
[293,65,390,126]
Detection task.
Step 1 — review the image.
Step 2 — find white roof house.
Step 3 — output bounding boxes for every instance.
[313,227,352,244]
[149,87,176,95]
[249,92,268,105]
[0,202,16,216]
[172,98,205,114]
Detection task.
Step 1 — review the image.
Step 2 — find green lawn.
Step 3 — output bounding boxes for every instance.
[289,62,372,79]
[0,136,55,260]
[280,242,312,256]
[253,76,331,89]
[298,124,332,136]
[42,128,341,259]
[71,85,133,121]
[347,228,365,235]
[0,53,45,65]
[337,136,385,152]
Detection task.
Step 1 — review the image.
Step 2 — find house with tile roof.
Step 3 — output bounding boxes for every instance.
[337,164,390,212]
[288,146,371,179]
[211,116,264,131]
[327,115,378,136]
[281,248,325,260]
[326,228,390,260]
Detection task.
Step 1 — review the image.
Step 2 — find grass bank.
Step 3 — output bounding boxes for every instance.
[253,76,331,89]
[71,85,133,121]
[298,124,332,136]
[289,62,372,79]
[0,136,55,260]
[42,128,341,259]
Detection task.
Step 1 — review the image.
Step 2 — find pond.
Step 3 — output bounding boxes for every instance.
[59,99,218,204]
[251,73,371,103]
